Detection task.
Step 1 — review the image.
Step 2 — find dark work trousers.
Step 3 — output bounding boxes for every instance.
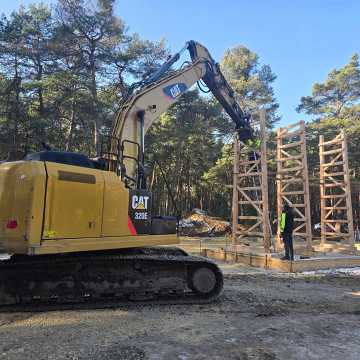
[283,232,294,260]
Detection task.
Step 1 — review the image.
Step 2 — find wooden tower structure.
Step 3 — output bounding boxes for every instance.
[232,109,271,253]
[319,131,355,249]
[276,121,312,251]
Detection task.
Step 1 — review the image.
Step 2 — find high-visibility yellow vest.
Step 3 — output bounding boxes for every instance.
[280,212,286,232]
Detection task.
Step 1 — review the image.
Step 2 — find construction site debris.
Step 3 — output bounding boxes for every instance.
[179,209,231,237]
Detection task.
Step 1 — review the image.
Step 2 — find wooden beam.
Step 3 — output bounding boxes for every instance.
[238,186,262,191]
[238,172,261,177]
[342,130,354,245]
[321,194,346,199]
[239,201,263,205]
[278,128,303,139]
[324,206,347,210]
[278,165,304,173]
[280,178,303,184]
[281,191,305,196]
[321,161,344,167]
[278,121,303,133]
[232,137,239,245]
[276,127,283,250]
[323,172,345,177]
[279,140,303,149]
[277,154,304,162]
[324,183,345,188]
[259,110,271,253]
[320,137,343,146]
[322,148,342,156]
[324,219,348,223]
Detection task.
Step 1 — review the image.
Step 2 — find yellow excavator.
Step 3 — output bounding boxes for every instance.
[0,41,252,306]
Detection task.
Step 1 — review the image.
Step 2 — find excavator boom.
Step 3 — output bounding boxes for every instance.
[109,40,253,186]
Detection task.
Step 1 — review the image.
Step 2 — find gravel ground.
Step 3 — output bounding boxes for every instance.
[0,263,359,360]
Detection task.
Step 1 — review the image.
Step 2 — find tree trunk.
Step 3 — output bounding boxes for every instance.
[66,100,76,151]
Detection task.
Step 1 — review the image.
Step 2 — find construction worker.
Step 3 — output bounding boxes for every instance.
[280,203,294,260]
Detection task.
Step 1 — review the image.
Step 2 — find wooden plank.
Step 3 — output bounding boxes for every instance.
[232,137,239,245]
[259,109,271,253]
[278,121,303,133]
[278,165,303,173]
[281,191,305,196]
[324,183,345,188]
[279,140,303,149]
[322,148,342,156]
[239,216,261,220]
[277,154,304,162]
[323,232,350,236]
[342,130,355,245]
[276,127,283,251]
[324,206,347,210]
[238,186,261,191]
[278,128,303,139]
[319,134,326,245]
[324,219,348,223]
[320,136,343,146]
[323,172,345,177]
[239,200,263,204]
[321,194,346,199]
[238,172,261,177]
[202,248,360,273]
[321,161,344,167]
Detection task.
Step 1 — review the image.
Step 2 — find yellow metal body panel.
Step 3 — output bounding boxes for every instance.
[43,162,104,239]
[0,160,178,255]
[30,234,179,255]
[102,171,132,237]
[0,161,45,253]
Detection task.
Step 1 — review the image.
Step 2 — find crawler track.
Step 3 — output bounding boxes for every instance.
[0,247,223,311]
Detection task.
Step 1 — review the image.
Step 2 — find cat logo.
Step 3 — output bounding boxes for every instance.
[163,82,188,100]
[132,195,149,210]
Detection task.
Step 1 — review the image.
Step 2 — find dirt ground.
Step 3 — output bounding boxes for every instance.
[0,263,359,360]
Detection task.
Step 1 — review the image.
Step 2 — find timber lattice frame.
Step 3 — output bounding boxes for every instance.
[276,121,312,250]
[232,109,271,253]
[319,131,355,247]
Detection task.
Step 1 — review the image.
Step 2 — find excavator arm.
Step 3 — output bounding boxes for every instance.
[187,41,251,139]
[109,40,253,187]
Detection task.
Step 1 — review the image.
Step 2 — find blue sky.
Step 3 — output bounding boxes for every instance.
[3,0,360,126]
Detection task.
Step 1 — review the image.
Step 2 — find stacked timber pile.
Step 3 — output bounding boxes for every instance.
[179,209,231,237]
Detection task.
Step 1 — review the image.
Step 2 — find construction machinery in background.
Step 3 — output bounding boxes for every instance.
[0,41,253,306]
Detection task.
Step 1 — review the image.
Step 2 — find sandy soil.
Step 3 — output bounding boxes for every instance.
[0,263,359,360]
